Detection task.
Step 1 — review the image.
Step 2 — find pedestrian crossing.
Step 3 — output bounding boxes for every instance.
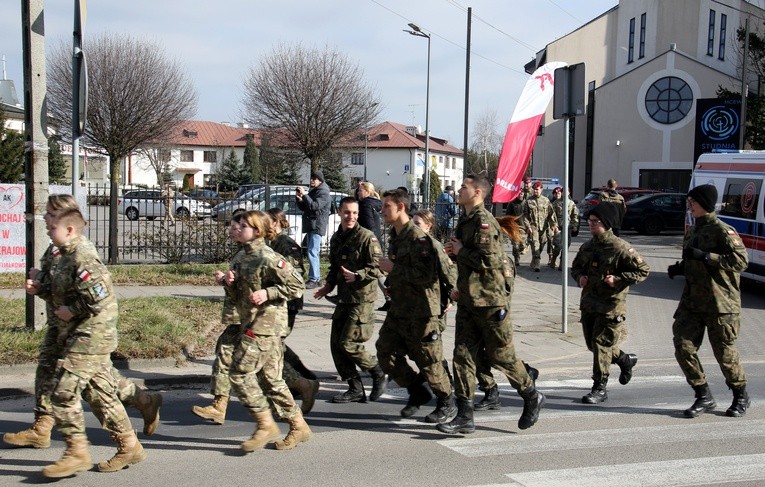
[422,377,765,487]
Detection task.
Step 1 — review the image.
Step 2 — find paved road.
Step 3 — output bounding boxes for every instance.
[2,231,765,485]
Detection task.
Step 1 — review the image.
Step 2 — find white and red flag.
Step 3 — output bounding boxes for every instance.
[492,61,567,203]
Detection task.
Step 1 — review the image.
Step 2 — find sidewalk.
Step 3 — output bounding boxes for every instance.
[0,270,587,398]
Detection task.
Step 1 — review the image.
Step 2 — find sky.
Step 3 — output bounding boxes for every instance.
[0,0,618,150]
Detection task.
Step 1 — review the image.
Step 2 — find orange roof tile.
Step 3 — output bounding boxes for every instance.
[335,121,463,155]
[164,120,261,148]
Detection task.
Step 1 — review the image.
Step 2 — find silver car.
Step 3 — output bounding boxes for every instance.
[118,189,212,220]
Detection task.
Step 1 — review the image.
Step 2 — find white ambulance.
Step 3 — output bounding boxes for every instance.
[691,151,765,283]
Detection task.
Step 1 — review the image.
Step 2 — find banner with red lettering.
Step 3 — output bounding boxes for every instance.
[0,184,26,272]
[493,61,567,203]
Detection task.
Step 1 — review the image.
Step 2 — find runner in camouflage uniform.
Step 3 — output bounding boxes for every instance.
[668,184,751,418]
[522,181,557,271]
[376,190,457,423]
[549,186,580,270]
[315,198,388,403]
[229,210,310,452]
[571,202,649,404]
[439,175,544,435]
[35,208,146,477]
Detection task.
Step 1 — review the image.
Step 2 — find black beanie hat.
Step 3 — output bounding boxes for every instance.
[310,170,324,182]
[589,202,619,230]
[688,184,717,213]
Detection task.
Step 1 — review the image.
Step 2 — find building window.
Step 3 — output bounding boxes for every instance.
[707,10,716,56]
[351,152,365,166]
[203,150,217,163]
[645,76,694,124]
[628,17,635,63]
[719,14,727,61]
[180,150,194,162]
[639,13,646,59]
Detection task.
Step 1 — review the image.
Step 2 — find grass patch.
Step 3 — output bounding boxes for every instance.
[0,296,223,366]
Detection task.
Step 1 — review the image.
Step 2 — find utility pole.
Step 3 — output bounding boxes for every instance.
[22,0,49,331]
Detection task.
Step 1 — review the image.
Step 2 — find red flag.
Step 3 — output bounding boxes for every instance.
[493,62,567,203]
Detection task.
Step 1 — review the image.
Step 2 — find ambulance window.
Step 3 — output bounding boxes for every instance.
[720,178,761,220]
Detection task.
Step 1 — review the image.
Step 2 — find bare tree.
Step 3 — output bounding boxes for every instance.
[135,145,176,186]
[242,43,380,172]
[48,34,197,263]
[470,109,504,176]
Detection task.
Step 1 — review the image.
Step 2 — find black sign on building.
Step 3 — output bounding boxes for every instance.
[694,98,741,165]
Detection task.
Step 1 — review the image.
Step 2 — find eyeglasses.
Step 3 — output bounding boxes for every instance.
[587,218,602,225]
[687,197,697,206]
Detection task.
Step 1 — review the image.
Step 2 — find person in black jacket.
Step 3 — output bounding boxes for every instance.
[296,170,331,289]
[356,182,382,240]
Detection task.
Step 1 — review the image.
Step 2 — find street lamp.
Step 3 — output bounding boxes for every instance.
[363,102,379,181]
[404,22,431,206]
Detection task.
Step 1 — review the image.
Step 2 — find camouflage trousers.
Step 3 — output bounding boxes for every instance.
[528,225,549,259]
[36,325,140,417]
[376,312,452,399]
[672,309,746,389]
[330,303,378,380]
[452,304,532,401]
[229,332,300,420]
[51,352,133,437]
[549,229,573,260]
[581,312,625,382]
[209,324,242,396]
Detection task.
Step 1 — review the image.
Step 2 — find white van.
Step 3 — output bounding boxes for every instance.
[692,151,765,283]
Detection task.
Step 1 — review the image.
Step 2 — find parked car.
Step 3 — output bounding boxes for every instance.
[577,187,661,219]
[118,189,212,220]
[621,192,686,235]
[211,186,349,248]
[184,189,225,206]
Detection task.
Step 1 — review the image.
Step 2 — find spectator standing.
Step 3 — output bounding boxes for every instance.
[296,170,331,289]
[668,184,750,418]
[522,181,557,271]
[435,185,457,241]
[357,182,391,311]
[549,186,580,270]
[599,179,627,236]
[162,183,175,226]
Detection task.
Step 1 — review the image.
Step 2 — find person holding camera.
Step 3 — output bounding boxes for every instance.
[296,170,331,289]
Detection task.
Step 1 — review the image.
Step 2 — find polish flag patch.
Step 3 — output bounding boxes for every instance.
[480,223,490,229]
[79,270,91,281]
[277,259,286,269]
[727,229,736,235]
[52,247,60,256]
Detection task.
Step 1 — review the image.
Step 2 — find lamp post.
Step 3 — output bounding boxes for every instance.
[363,102,378,181]
[404,22,431,206]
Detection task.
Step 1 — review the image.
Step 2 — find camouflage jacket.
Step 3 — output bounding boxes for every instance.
[50,236,118,355]
[677,213,749,314]
[387,220,441,318]
[552,198,580,231]
[432,236,458,315]
[269,232,305,312]
[571,230,649,317]
[326,223,382,304]
[33,243,65,330]
[220,246,244,325]
[234,238,304,336]
[453,204,515,307]
[522,194,557,232]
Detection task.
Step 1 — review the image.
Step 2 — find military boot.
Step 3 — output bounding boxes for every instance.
[524,362,540,382]
[437,398,475,434]
[582,379,608,404]
[133,390,163,436]
[285,345,318,380]
[3,413,55,448]
[274,413,312,450]
[548,256,557,268]
[424,393,458,424]
[474,385,500,411]
[518,384,545,430]
[531,256,541,272]
[726,386,751,418]
[332,377,367,403]
[685,383,716,418]
[42,434,91,478]
[191,394,229,424]
[400,379,434,418]
[97,431,147,472]
[290,377,320,414]
[614,351,638,385]
[241,410,282,452]
[367,364,389,402]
